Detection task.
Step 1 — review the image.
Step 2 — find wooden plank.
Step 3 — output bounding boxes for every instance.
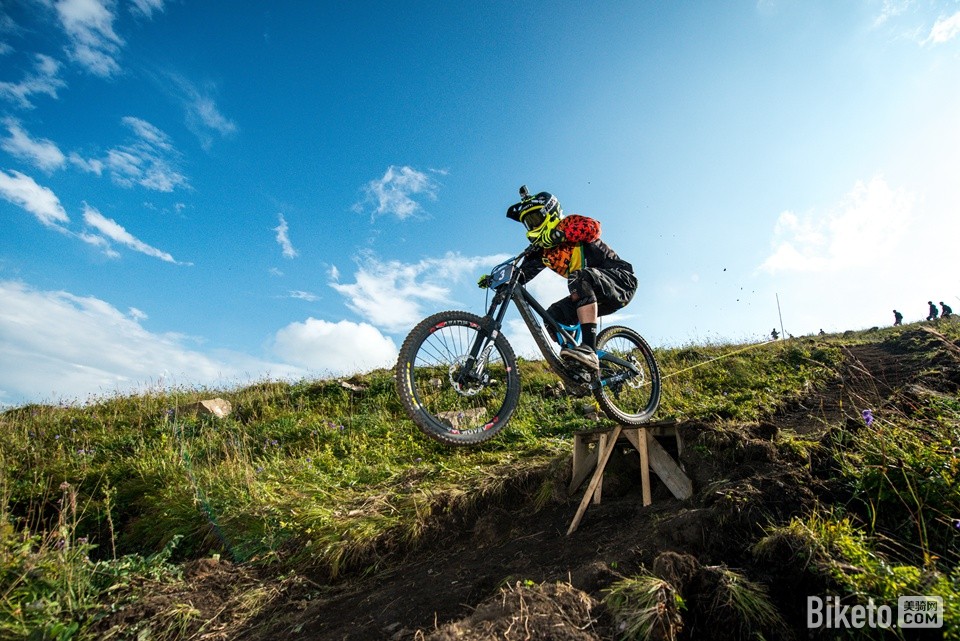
[646,433,693,500]
[574,421,678,444]
[567,425,622,535]
[568,437,598,495]
[622,428,652,506]
[594,431,611,504]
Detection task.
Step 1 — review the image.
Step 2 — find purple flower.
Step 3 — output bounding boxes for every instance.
[862,409,874,427]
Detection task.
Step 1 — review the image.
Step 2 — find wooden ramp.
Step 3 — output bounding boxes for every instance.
[567,420,693,535]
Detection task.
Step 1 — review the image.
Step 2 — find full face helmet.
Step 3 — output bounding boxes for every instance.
[506,187,563,247]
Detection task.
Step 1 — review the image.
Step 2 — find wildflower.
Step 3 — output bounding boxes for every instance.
[861,409,874,427]
[954,519,960,531]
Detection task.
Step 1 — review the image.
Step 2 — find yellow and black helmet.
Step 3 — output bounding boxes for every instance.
[506,187,563,247]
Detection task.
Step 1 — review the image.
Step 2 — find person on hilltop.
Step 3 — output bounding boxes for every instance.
[893,310,903,326]
[941,302,954,319]
[927,301,939,321]
[480,187,637,371]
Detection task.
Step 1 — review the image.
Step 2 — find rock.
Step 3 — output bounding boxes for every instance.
[437,407,487,429]
[340,380,368,392]
[180,398,232,418]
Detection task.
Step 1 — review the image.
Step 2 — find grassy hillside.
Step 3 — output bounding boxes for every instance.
[2,321,958,639]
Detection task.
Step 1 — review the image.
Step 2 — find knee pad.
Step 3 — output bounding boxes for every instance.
[568,271,597,307]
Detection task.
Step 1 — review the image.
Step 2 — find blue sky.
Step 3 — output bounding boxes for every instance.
[2,1,959,406]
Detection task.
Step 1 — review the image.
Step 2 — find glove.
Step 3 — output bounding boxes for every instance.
[477,274,492,289]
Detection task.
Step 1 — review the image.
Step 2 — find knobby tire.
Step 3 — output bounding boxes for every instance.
[593,325,661,425]
[395,310,521,446]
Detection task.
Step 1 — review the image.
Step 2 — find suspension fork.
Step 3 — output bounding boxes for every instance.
[453,288,514,384]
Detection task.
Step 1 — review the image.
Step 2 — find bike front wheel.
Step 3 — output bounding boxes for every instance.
[395,310,521,446]
[594,326,661,425]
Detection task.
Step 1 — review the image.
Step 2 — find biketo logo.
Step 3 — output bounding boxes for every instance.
[807,595,943,630]
[898,596,944,628]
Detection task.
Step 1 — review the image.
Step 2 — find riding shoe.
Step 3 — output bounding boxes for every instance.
[560,345,599,371]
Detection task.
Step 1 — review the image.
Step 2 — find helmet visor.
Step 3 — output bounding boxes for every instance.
[520,208,546,231]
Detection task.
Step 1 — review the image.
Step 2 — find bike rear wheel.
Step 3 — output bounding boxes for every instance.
[396,310,521,446]
[594,325,661,425]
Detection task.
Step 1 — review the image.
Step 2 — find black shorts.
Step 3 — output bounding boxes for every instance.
[546,267,638,326]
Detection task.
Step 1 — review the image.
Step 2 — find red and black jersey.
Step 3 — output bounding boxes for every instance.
[520,215,632,281]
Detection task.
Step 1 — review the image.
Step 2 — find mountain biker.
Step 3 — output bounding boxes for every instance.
[480,189,637,371]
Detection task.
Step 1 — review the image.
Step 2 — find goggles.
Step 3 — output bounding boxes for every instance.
[519,207,546,231]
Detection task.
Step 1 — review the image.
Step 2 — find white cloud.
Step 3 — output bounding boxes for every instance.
[926,10,960,44]
[872,0,908,28]
[0,169,69,227]
[55,0,124,77]
[100,116,188,191]
[289,290,318,302]
[68,152,104,174]
[354,165,441,220]
[0,54,66,108]
[129,0,165,19]
[82,203,184,263]
[330,251,509,333]
[1,118,66,171]
[760,176,913,273]
[0,280,308,406]
[274,213,298,258]
[165,74,237,149]
[272,318,397,374]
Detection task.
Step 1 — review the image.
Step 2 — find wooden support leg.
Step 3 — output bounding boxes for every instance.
[568,435,598,495]
[567,425,622,535]
[647,435,693,500]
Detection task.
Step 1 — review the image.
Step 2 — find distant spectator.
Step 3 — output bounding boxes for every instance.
[893,310,903,326]
[942,302,954,318]
[819,328,826,335]
[927,301,939,321]
[771,328,779,340]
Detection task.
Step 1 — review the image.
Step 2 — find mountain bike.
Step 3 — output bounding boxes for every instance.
[395,244,661,446]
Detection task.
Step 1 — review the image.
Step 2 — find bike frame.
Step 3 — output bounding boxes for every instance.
[458,247,640,393]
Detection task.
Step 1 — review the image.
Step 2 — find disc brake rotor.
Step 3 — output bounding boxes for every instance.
[448,357,485,396]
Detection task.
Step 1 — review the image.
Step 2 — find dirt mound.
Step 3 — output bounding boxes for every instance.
[423,581,602,641]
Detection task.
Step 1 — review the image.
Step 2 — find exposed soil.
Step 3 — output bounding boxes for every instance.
[95,327,959,640]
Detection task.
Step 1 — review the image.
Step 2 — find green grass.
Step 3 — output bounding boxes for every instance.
[1,322,958,639]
